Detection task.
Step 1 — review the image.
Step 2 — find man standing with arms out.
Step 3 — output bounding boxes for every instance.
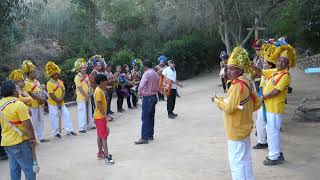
[162,60,182,119]
[22,60,49,143]
[251,42,296,166]
[135,59,160,145]
[0,80,37,180]
[46,61,77,138]
[213,47,261,180]
[74,58,94,133]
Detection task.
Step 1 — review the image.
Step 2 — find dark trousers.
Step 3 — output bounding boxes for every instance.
[167,89,177,115]
[90,95,95,115]
[107,90,113,114]
[0,127,6,156]
[127,91,138,107]
[141,95,158,140]
[221,78,227,92]
[158,92,165,101]
[126,87,133,108]
[116,86,124,111]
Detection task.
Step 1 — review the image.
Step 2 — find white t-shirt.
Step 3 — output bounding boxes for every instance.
[162,67,177,89]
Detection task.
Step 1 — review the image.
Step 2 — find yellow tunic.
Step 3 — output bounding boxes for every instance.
[262,68,291,114]
[46,79,65,106]
[0,97,31,146]
[24,78,43,108]
[93,87,107,120]
[215,76,261,141]
[74,73,89,102]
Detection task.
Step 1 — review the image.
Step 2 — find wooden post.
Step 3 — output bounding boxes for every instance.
[247,17,266,40]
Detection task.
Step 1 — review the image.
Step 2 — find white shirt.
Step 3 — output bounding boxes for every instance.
[162,67,177,89]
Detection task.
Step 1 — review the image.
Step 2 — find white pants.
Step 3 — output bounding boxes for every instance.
[256,107,267,144]
[266,112,282,160]
[228,137,254,180]
[30,106,45,140]
[77,101,94,131]
[48,104,74,135]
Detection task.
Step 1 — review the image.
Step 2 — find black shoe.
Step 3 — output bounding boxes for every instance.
[168,114,176,119]
[134,139,149,145]
[253,143,268,149]
[263,158,283,166]
[148,137,154,141]
[265,152,285,161]
[40,139,50,143]
[67,132,77,136]
[109,111,114,115]
[108,116,114,122]
[128,106,134,109]
[79,130,87,133]
[55,134,62,138]
[91,127,96,130]
[172,113,178,117]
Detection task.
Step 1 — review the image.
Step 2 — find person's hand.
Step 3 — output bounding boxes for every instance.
[261,95,265,101]
[29,138,37,148]
[85,95,89,102]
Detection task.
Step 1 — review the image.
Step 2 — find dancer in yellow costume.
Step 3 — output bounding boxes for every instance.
[46,61,76,138]
[21,60,49,143]
[251,39,296,166]
[212,47,261,180]
[73,58,94,133]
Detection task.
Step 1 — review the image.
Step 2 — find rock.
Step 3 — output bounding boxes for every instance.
[295,98,320,122]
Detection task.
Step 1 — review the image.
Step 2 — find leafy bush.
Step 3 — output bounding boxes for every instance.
[111,48,135,67]
[59,58,76,102]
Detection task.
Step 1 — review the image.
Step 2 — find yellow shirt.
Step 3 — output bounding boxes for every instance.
[262,69,291,114]
[24,78,43,108]
[0,97,31,146]
[46,79,65,106]
[74,73,89,102]
[18,90,33,106]
[93,87,107,119]
[259,76,266,88]
[215,76,261,141]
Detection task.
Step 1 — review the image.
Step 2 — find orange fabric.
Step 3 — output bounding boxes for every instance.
[231,79,257,103]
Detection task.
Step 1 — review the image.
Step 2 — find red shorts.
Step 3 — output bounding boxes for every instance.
[95,118,109,139]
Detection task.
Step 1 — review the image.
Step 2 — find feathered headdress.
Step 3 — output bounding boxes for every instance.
[261,44,277,64]
[87,55,103,68]
[227,46,251,73]
[8,69,24,81]
[271,44,296,68]
[72,58,87,73]
[45,61,61,77]
[21,60,36,74]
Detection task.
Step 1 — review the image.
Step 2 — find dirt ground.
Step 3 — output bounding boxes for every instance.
[1,69,320,180]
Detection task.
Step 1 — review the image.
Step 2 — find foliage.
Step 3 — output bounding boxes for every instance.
[111,48,135,67]
[59,58,76,101]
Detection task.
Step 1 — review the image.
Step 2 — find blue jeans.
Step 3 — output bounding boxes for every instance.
[4,140,36,180]
[141,95,158,140]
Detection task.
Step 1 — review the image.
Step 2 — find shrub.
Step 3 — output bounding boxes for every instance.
[111,48,135,67]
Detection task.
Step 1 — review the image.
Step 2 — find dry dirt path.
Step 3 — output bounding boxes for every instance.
[1,69,320,180]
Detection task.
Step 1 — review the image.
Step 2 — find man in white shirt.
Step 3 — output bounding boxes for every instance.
[162,60,181,119]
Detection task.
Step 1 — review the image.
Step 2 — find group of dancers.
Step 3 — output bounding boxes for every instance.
[214,37,296,179]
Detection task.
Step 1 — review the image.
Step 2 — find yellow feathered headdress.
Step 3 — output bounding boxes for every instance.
[21,60,36,74]
[261,44,277,64]
[271,44,296,68]
[227,46,251,73]
[45,61,61,77]
[72,58,87,73]
[8,69,25,81]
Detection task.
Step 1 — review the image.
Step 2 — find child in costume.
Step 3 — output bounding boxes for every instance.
[46,61,77,138]
[73,58,95,133]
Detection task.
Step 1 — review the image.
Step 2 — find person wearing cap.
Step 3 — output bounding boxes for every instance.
[219,51,229,92]
[135,59,160,145]
[155,55,167,101]
[252,44,277,150]
[21,60,49,143]
[251,43,295,166]
[46,61,77,138]
[74,58,95,133]
[0,80,37,180]
[212,47,261,180]
[162,60,182,119]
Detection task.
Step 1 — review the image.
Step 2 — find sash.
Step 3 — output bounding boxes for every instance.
[78,74,89,84]
[232,79,257,106]
[0,99,22,125]
[26,79,42,92]
[50,79,64,92]
[267,71,289,86]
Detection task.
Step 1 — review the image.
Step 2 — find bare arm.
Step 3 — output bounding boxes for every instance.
[251,64,262,76]
[49,93,62,104]
[22,119,36,147]
[96,101,106,117]
[262,89,281,100]
[78,87,89,101]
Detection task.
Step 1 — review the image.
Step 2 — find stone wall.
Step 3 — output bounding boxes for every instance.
[297,54,320,70]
